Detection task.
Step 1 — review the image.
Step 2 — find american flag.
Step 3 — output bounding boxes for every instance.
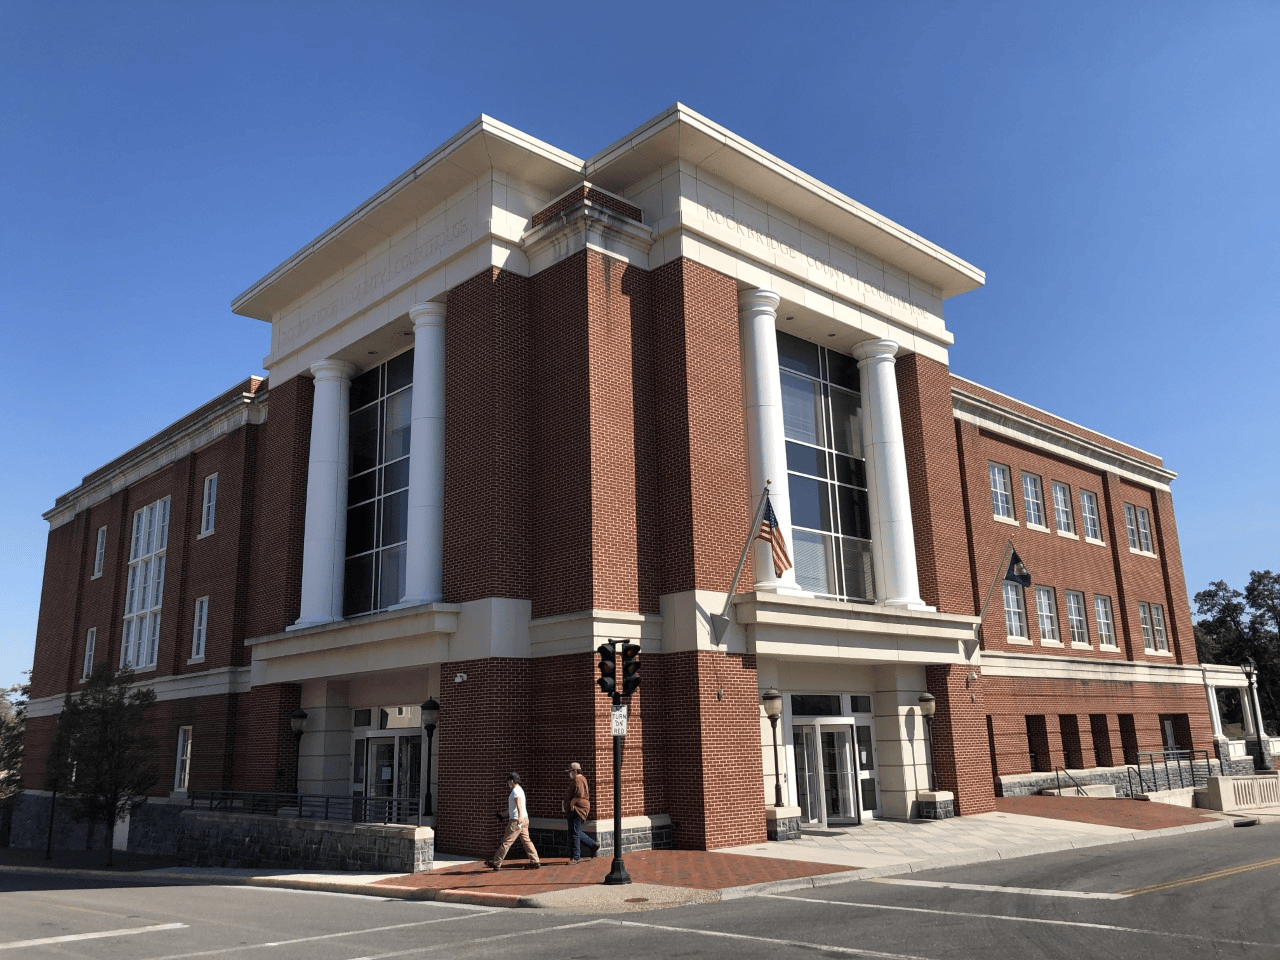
[756,495,793,576]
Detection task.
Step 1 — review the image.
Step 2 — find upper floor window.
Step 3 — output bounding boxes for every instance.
[1021,473,1045,527]
[1035,586,1060,643]
[191,596,209,660]
[200,474,218,536]
[778,332,872,602]
[990,463,1015,520]
[1080,490,1102,541]
[344,350,413,617]
[1138,602,1155,651]
[1150,603,1169,652]
[92,526,107,578]
[1095,595,1117,647]
[1003,581,1028,639]
[1066,590,1089,646]
[1052,482,1075,535]
[121,497,170,670]
[82,627,96,679]
[1124,504,1155,553]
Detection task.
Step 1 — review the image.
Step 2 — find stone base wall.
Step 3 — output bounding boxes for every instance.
[6,792,110,852]
[180,810,433,872]
[916,797,956,820]
[999,759,1232,799]
[766,814,802,840]
[527,817,673,860]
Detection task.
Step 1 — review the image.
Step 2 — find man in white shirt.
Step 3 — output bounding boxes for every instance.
[486,771,541,870]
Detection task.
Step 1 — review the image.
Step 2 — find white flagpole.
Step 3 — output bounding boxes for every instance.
[711,481,773,645]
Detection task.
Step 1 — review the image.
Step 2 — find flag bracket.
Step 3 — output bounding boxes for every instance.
[711,483,775,645]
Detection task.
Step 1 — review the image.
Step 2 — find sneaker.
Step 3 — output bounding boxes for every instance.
[568,857,581,865]
[527,861,541,869]
[485,860,500,870]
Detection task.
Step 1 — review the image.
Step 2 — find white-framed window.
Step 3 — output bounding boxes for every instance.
[990,463,1015,520]
[778,332,874,602]
[174,726,192,792]
[92,526,107,578]
[1021,473,1045,527]
[1095,595,1117,647]
[1139,602,1155,651]
[1151,603,1169,652]
[121,497,170,671]
[191,596,209,661]
[1052,482,1075,534]
[82,627,96,679]
[1124,503,1155,553]
[1066,590,1089,645]
[200,473,218,536]
[1003,581,1028,638]
[1035,586,1060,642]
[1080,490,1102,541]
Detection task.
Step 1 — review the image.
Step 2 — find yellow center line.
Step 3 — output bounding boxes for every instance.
[1119,856,1280,896]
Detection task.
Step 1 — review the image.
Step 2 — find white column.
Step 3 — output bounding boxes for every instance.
[740,288,798,592]
[852,339,927,610]
[397,301,447,607]
[292,358,357,629]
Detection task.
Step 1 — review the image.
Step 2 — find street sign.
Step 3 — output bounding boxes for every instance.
[611,704,628,737]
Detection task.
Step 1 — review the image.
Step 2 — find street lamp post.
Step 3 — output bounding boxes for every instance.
[420,698,439,817]
[762,688,784,807]
[289,708,308,799]
[1240,659,1273,771]
[917,693,937,791]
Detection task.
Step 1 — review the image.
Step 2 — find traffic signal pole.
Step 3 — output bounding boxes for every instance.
[597,640,638,885]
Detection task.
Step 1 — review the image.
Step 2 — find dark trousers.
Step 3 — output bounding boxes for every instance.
[567,811,597,859]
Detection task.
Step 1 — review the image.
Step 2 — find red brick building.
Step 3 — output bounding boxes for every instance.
[22,106,1232,856]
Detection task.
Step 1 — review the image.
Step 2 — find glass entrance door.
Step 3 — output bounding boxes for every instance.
[367,738,396,798]
[793,724,859,826]
[854,720,880,819]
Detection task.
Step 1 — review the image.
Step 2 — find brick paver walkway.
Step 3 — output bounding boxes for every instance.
[373,849,851,897]
[994,795,1219,830]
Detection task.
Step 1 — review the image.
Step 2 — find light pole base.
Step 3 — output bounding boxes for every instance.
[603,857,632,885]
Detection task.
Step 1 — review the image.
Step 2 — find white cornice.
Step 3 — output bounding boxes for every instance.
[44,387,266,530]
[951,385,1176,491]
[981,651,1207,686]
[25,666,252,718]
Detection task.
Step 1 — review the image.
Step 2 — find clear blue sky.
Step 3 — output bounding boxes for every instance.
[3,1,1276,689]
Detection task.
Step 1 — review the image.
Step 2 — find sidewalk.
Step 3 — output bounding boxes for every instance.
[2,797,1273,912]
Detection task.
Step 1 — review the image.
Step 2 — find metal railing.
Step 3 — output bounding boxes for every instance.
[1054,767,1088,796]
[190,790,425,825]
[1126,749,1211,796]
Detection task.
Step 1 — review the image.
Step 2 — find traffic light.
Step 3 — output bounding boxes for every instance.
[596,643,616,695]
[621,643,641,695]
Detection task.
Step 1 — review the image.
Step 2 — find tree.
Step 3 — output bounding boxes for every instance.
[1195,570,1279,735]
[0,678,28,844]
[55,665,159,865]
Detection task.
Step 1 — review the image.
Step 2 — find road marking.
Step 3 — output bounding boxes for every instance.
[0,922,187,951]
[145,913,491,960]
[612,920,933,959]
[1119,855,1280,895]
[871,877,1127,899]
[766,895,1276,949]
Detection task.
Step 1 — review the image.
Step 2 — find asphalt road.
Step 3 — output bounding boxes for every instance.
[2,821,1277,959]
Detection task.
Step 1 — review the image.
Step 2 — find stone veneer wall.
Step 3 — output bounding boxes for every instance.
[178,810,433,872]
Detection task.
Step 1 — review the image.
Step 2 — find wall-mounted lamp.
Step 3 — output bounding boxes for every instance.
[917,693,936,792]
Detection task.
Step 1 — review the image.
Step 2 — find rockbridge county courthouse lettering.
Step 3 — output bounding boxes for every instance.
[21,105,1238,860]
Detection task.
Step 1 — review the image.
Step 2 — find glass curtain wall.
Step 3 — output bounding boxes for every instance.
[344,349,413,616]
[777,331,873,601]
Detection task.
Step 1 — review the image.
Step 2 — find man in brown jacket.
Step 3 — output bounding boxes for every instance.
[562,761,599,863]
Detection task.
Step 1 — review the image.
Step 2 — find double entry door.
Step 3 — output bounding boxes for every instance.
[792,719,879,825]
[356,735,421,820]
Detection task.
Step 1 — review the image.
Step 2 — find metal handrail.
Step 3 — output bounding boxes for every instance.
[1127,749,1211,795]
[1055,767,1088,796]
[190,790,424,825]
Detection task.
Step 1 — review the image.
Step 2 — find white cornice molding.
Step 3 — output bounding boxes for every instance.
[25,666,252,718]
[951,386,1175,491]
[44,388,266,530]
[522,194,655,275]
[981,650,1207,686]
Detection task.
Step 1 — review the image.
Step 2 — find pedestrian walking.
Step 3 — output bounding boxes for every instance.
[562,761,599,863]
[486,771,541,870]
